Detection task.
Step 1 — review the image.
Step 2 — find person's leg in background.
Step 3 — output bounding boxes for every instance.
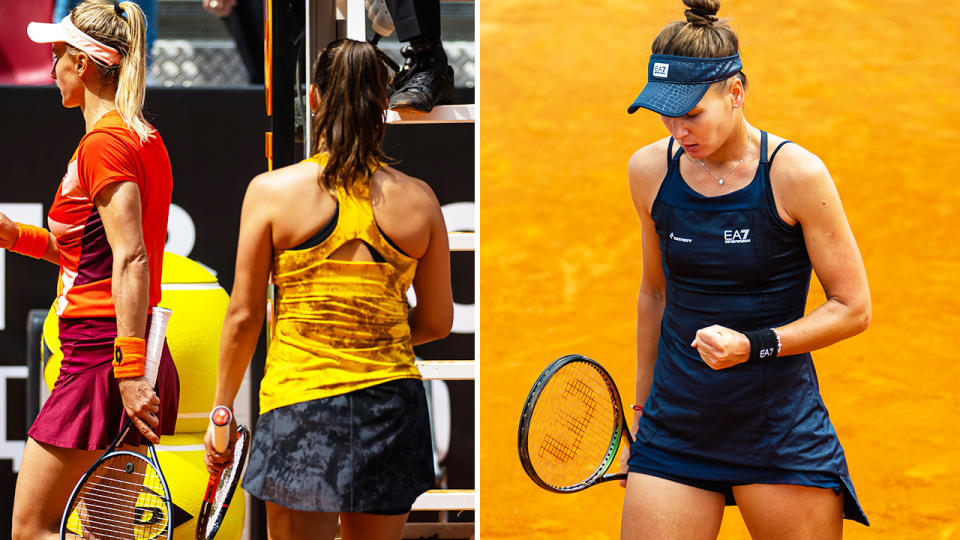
[383,0,453,112]
[223,0,266,84]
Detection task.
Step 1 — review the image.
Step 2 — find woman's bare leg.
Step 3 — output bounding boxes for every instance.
[12,438,100,540]
[265,500,340,540]
[340,511,409,540]
[733,483,843,540]
[621,472,725,540]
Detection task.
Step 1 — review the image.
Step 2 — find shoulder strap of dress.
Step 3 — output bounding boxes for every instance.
[769,140,793,164]
[666,137,674,163]
[670,138,684,162]
[305,152,329,167]
[759,131,769,164]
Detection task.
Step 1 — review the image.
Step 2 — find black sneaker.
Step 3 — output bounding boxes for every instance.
[389,39,455,113]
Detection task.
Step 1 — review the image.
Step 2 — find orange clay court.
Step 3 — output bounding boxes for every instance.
[479,0,960,538]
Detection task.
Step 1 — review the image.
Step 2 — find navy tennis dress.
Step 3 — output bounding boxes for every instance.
[627,132,868,525]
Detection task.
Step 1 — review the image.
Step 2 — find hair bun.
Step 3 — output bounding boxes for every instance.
[684,7,719,24]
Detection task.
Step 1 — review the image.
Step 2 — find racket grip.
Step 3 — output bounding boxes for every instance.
[144,306,172,387]
[210,406,233,453]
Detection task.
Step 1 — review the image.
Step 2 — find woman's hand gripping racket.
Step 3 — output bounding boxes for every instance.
[518,354,633,492]
[60,307,174,539]
[196,406,251,540]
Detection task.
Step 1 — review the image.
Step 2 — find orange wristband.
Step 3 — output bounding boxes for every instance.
[113,337,146,378]
[10,223,49,259]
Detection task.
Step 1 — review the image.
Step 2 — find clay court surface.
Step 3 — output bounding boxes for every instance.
[478,1,960,538]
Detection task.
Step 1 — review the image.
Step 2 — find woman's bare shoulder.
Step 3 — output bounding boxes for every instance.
[766,135,830,188]
[628,136,673,214]
[372,166,442,212]
[242,161,328,218]
[248,160,320,194]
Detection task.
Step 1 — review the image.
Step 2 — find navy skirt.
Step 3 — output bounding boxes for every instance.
[628,438,868,525]
[243,378,435,513]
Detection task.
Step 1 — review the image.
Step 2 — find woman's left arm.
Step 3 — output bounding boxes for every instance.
[693,147,870,367]
[770,148,871,355]
[96,180,161,443]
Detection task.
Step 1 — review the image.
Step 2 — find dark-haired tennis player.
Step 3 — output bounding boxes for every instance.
[204,39,453,540]
[619,1,871,538]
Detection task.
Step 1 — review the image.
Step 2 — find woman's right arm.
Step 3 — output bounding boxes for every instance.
[620,144,668,484]
[204,175,274,472]
[633,216,666,424]
[213,176,274,409]
[627,145,667,429]
[0,214,61,265]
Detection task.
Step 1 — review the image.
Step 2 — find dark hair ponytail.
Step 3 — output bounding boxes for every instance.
[683,0,719,26]
[311,39,391,193]
[652,0,747,88]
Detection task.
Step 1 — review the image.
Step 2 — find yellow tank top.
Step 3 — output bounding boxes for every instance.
[259,154,420,414]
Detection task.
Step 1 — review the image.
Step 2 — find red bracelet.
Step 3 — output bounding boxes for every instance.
[630,404,644,412]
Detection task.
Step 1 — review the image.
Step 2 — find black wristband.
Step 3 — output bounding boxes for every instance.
[744,328,779,363]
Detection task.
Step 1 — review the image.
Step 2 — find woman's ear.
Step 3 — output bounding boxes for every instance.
[74,52,88,77]
[729,77,745,110]
[308,83,320,114]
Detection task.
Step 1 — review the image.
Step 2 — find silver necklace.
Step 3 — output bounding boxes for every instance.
[695,150,748,185]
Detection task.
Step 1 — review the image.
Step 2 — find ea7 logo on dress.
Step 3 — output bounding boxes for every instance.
[652,63,670,78]
[723,229,751,244]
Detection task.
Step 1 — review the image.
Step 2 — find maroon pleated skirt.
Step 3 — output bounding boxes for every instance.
[28,316,180,450]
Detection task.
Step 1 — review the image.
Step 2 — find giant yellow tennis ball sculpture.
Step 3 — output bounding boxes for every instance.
[42,252,229,432]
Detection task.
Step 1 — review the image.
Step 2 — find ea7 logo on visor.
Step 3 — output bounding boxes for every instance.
[652,63,669,78]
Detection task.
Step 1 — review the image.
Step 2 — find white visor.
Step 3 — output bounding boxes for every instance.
[27,15,122,67]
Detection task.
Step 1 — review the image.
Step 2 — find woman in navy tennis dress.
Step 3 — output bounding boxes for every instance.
[620,2,871,538]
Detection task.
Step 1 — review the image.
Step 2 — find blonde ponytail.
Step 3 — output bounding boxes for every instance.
[69,0,152,143]
[114,1,150,142]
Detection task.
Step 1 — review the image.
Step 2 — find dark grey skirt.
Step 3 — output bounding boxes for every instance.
[243,378,435,513]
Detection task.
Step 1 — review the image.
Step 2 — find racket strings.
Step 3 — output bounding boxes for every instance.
[214,467,236,505]
[70,495,164,522]
[63,454,170,539]
[207,428,249,532]
[65,519,161,540]
[538,379,600,463]
[527,361,620,489]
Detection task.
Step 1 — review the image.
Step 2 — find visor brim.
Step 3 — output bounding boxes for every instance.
[26,21,68,45]
[627,81,713,117]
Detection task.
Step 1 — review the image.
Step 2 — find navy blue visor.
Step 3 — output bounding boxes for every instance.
[627,53,742,117]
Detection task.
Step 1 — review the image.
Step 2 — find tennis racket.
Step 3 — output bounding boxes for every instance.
[60,307,174,539]
[518,354,633,493]
[196,407,251,540]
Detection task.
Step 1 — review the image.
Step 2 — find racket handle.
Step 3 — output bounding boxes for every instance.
[144,306,172,387]
[210,406,233,453]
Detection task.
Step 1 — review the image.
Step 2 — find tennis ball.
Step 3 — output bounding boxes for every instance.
[42,252,230,433]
